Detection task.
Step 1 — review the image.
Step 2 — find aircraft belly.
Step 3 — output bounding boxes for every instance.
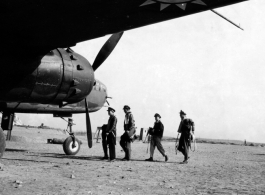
[3,72,37,102]
[5,102,100,114]
[0,57,40,102]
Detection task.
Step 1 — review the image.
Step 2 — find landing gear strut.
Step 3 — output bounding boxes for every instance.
[0,111,15,158]
[62,118,81,155]
[0,129,6,158]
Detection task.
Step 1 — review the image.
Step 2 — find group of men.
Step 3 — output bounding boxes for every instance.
[101,105,135,162]
[102,105,195,164]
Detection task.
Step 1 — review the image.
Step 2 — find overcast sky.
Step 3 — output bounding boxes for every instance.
[18,0,265,143]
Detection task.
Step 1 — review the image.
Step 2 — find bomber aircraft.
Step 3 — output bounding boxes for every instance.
[0,0,247,158]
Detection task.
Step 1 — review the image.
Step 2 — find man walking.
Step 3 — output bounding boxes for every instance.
[106,107,117,162]
[120,105,136,161]
[145,113,168,162]
[177,110,195,164]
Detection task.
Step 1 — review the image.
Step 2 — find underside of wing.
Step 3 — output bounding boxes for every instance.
[1,0,246,55]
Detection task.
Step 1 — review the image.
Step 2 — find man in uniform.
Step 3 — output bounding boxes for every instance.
[106,107,117,162]
[120,105,136,161]
[145,113,168,162]
[177,110,195,164]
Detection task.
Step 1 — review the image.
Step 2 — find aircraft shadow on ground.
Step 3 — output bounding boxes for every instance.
[2,157,61,164]
[27,153,177,163]
[4,149,181,163]
[5,148,28,152]
[31,153,105,162]
[254,153,265,156]
[128,159,177,164]
[38,154,140,162]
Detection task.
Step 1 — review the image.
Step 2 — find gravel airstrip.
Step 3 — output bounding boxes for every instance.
[0,127,265,195]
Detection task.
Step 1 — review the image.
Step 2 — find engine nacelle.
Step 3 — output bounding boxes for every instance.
[2,48,95,105]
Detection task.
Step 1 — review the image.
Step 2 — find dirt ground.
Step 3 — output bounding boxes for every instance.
[0,127,265,195]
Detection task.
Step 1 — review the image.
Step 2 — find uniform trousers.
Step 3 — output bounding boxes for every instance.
[108,143,115,160]
[120,133,131,160]
[107,133,116,160]
[150,136,166,157]
[177,132,190,160]
[102,133,108,157]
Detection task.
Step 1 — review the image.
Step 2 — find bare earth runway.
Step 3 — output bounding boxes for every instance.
[0,127,265,195]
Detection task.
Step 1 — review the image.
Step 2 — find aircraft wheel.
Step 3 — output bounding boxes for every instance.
[63,137,80,155]
[0,129,6,158]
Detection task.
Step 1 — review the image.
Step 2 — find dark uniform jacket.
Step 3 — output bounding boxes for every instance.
[152,121,164,138]
[178,118,195,135]
[123,112,135,137]
[101,124,108,137]
[177,118,195,153]
[106,115,117,145]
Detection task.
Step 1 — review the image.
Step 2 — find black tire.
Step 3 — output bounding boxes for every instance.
[0,129,6,158]
[63,137,80,155]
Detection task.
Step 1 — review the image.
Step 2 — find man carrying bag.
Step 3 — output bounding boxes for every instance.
[177,110,195,164]
[120,105,136,161]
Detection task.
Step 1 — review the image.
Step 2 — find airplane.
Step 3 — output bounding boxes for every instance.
[0,0,247,159]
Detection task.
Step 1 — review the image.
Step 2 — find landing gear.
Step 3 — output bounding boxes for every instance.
[0,111,15,158]
[0,129,6,158]
[63,136,80,155]
[6,130,12,141]
[62,118,81,155]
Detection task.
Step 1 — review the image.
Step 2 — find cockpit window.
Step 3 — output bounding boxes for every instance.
[93,81,106,92]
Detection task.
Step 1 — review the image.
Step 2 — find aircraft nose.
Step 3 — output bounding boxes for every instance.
[101,83,111,105]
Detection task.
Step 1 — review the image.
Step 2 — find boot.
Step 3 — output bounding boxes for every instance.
[145,157,153,161]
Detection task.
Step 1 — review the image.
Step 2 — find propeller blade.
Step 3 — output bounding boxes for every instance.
[92,32,124,71]
[85,98,93,148]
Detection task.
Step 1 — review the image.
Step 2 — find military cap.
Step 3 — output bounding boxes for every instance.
[107,107,115,113]
[123,105,130,110]
[180,110,186,115]
[154,113,161,118]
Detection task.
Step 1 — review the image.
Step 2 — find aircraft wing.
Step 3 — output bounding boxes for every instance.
[2,0,247,54]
